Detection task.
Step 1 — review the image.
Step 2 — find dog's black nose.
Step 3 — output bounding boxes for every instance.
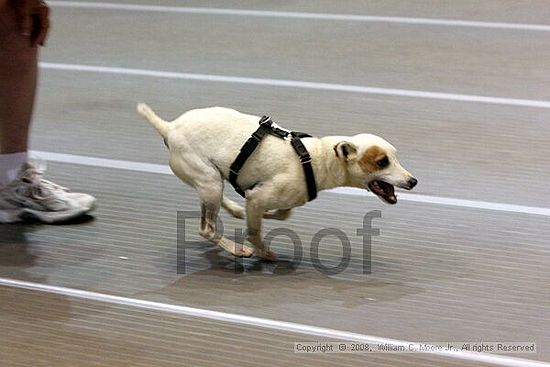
[408,177,418,189]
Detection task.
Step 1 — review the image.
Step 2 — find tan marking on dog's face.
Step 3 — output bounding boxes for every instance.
[358,146,388,173]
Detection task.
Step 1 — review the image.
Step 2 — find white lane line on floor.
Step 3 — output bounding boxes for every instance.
[40,62,550,109]
[34,150,172,175]
[330,188,550,217]
[48,1,550,32]
[1,278,548,367]
[32,150,550,217]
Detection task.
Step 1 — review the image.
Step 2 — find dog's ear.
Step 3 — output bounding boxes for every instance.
[334,141,358,161]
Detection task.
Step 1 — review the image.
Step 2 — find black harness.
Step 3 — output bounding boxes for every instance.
[229,116,318,201]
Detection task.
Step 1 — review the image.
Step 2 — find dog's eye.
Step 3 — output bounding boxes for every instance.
[376,156,389,168]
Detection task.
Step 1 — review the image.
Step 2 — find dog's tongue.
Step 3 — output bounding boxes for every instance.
[368,180,397,204]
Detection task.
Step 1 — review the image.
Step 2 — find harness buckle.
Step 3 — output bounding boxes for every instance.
[300,156,312,164]
[270,122,292,138]
[259,115,272,126]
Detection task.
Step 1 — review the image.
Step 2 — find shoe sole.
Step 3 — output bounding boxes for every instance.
[0,203,96,224]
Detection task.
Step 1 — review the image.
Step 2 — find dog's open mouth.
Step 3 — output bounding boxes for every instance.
[368,180,397,204]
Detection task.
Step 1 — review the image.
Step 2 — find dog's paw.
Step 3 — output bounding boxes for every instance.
[236,245,255,258]
[218,238,254,257]
[257,249,277,261]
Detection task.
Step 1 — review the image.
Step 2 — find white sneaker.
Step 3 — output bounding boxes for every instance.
[0,163,96,223]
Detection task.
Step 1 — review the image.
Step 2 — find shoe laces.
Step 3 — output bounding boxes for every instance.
[16,163,69,199]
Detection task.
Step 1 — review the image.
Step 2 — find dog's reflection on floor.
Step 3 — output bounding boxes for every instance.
[202,247,301,275]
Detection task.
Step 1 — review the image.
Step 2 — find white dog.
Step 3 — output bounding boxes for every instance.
[138,104,417,260]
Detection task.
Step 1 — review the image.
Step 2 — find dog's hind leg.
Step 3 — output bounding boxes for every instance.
[263,209,292,220]
[198,186,254,257]
[172,155,253,257]
[222,196,291,221]
[221,196,245,219]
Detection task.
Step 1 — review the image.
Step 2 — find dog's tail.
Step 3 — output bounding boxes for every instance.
[137,103,170,139]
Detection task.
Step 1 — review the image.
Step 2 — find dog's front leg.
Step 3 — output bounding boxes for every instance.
[245,190,277,261]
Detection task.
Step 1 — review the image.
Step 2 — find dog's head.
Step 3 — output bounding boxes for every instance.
[334,134,417,204]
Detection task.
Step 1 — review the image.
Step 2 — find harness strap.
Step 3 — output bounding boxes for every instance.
[229,116,317,201]
[229,116,272,197]
[290,135,318,201]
